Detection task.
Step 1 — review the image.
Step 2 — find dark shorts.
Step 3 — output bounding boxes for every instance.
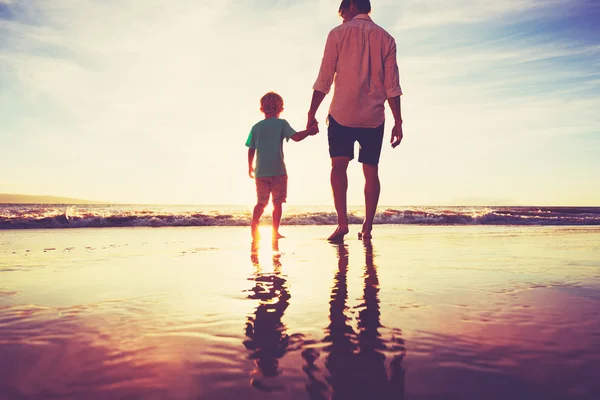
[327,115,385,165]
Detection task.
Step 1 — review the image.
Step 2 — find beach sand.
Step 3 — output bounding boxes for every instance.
[1,225,599,399]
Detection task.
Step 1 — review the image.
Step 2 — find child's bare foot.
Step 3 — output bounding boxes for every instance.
[273,231,285,239]
[251,221,260,239]
[328,226,349,242]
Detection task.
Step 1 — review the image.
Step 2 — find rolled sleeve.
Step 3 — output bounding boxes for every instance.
[312,29,338,94]
[384,39,403,99]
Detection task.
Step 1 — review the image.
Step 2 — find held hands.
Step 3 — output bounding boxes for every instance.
[306,114,318,131]
[308,121,319,136]
[391,120,403,148]
[306,114,319,136]
[248,166,255,179]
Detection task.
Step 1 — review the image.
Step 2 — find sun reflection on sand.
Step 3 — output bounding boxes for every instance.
[243,238,290,391]
[1,226,599,399]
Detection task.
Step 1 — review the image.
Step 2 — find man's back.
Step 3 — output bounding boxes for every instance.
[313,15,403,128]
[306,1,406,242]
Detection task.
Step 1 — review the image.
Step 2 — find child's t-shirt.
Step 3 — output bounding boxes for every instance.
[245,118,296,178]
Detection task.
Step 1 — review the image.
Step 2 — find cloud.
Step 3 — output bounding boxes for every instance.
[0,0,337,203]
[0,0,598,205]
[382,0,571,30]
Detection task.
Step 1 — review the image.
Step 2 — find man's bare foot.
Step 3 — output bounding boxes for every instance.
[358,223,372,240]
[358,231,372,240]
[251,221,260,240]
[273,231,285,239]
[328,226,349,242]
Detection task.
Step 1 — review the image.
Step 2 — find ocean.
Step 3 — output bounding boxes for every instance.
[1,205,599,399]
[1,204,600,229]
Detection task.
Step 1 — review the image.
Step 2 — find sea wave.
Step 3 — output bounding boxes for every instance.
[1,205,599,229]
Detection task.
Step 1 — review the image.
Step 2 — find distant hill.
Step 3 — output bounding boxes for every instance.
[0,194,109,204]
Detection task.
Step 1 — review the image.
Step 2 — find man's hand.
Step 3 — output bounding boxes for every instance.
[307,114,318,130]
[308,121,319,135]
[248,167,255,179]
[391,120,403,148]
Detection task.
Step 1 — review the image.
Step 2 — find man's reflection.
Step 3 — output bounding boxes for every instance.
[356,240,405,398]
[243,239,290,391]
[305,240,405,399]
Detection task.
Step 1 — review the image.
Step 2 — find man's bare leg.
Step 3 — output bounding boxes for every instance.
[272,203,285,239]
[329,157,351,241]
[251,203,266,239]
[360,163,380,239]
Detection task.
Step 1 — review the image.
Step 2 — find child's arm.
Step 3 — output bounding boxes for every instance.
[248,148,256,178]
[290,122,319,142]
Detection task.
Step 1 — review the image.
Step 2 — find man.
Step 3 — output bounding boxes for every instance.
[307,0,404,241]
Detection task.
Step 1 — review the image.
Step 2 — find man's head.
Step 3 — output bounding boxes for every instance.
[338,0,371,22]
[260,91,284,117]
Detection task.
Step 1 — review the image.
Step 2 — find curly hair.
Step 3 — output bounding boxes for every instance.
[260,91,284,116]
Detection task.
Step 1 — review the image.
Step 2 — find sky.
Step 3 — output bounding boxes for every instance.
[1,0,599,206]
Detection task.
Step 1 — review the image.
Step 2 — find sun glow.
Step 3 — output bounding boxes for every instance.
[262,202,274,216]
[1,1,599,205]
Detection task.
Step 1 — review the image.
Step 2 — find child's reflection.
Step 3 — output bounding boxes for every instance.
[304,240,405,400]
[243,238,290,391]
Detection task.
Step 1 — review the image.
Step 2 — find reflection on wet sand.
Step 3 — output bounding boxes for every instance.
[304,240,406,400]
[243,239,290,392]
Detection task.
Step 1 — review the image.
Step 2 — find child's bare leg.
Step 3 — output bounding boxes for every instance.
[272,203,285,238]
[252,203,266,239]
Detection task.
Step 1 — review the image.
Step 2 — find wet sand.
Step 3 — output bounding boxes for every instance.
[1,225,599,399]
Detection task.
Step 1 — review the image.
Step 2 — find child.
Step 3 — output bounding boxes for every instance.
[246,91,319,239]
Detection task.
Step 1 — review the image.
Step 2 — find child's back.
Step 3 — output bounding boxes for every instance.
[247,118,296,178]
[246,91,318,240]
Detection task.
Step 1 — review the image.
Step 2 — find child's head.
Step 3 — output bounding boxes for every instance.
[260,91,284,117]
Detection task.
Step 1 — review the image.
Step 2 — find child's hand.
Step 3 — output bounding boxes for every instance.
[309,122,319,135]
[248,167,255,179]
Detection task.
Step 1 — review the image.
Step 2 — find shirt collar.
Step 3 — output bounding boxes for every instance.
[352,14,372,21]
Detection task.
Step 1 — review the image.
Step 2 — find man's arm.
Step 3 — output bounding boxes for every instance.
[387,96,402,123]
[308,30,337,128]
[307,90,327,128]
[387,96,403,148]
[384,38,404,149]
[248,148,256,178]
